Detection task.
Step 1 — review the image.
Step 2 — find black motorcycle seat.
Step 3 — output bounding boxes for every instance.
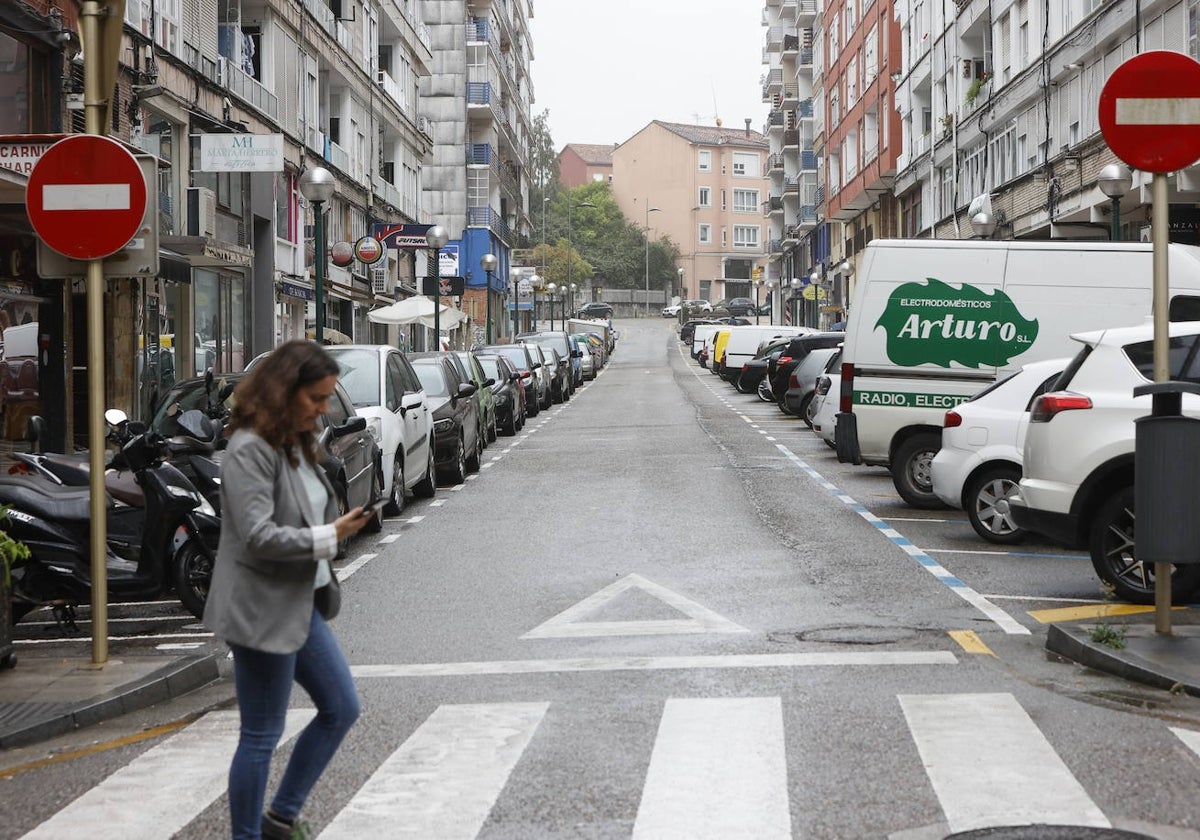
[0,475,109,521]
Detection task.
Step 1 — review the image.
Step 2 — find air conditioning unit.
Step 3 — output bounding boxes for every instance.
[371,266,389,294]
[186,186,216,237]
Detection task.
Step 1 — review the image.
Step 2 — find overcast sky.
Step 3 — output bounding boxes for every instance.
[528,0,767,151]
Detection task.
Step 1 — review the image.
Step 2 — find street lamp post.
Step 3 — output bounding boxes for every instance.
[481,253,498,344]
[677,267,685,299]
[1098,163,1133,242]
[754,278,762,325]
[790,278,802,327]
[299,167,335,344]
[426,225,449,350]
[809,270,821,328]
[644,202,660,318]
[569,283,577,322]
[547,281,557,330]
[510,267,521,338]
[567,201,596,308]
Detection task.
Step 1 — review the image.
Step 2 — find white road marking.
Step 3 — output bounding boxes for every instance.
[429,499,447,507]
[19,709,314,840]
[352,651,957,678]
[155,642,205,651]
[317,703,547,839]
[633,697,790,840]
[42,183,131,211]
[377,534,400,544]
[1170,726,1200,758]
[338,553,377,581]
[899,693,1109,832]
[405,515,425,523]
[521,573,749,639]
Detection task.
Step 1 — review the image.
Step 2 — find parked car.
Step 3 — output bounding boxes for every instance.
[1013,321,1200,604]
[155,370,385,537]
[663,299,713,317]
[572,337,595,382]
[476,353,525,435]
[572,332,606,372]
[410,354,483,485]
[680,319,720,347]
[811,364,840,449]
[930,357,1068,544]
[783,347,841,421]
[768,332,847,406]
[518,331,580,397]
[478,343,544,417]
[722,297,758,316]
[523,342,566,406]
[577,302,613,319]
[454,350,498,444]
[325,345,437,515]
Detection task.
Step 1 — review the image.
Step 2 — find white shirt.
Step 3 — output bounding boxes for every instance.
[293,457,337,588]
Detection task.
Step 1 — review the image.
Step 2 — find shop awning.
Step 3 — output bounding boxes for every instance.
[367,295,470,329]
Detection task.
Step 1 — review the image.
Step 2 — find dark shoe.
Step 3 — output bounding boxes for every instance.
[262,811,312,840]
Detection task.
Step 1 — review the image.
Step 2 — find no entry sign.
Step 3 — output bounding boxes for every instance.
[1099,50,1200,173]
[26,135,148,260]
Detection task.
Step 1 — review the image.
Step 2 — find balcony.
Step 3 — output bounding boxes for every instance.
[783,129,799,148]
[302,0,337,38]
[467,143,495,165]
[800,149,818,170]
[782,33,799,55]
[781,86,800,107]
[796,0,817,22]
[327,139,350,174]
[814,184,825,205]
[798,47,814,69]
[765,110,785,134]
[784,176,800,193]
[762,67,783,100]
[218,57,278,121]
[376,69,407,113]
[762,196,784,216]
[768,152,785,171]
[798,99,814,119]
[468,206,512,243]
[765,26,783,49]
[768,238,784,255]
[798,205,819,223]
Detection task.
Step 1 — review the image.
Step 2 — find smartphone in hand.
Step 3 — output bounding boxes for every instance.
[359,497,387,518]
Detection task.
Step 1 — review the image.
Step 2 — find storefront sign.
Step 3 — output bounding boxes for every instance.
[331,241,354,267]
[354,235,384,265]
[372,223,432,249]
[280,280,314,300]
[197,133,284,172]
[0,135,66,177]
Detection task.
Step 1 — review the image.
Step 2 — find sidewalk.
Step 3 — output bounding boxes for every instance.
[0,647,224,748]
[1047,613,1200,696]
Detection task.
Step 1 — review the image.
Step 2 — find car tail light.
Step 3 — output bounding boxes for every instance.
[777,355,793,366]
[944,410,962,428]
[839,362,855,413]
[789,373,799,389]
[1030,392,1093,422]
[742,363,749,372]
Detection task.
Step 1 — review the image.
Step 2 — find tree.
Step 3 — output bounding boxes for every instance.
[521,110,559,249]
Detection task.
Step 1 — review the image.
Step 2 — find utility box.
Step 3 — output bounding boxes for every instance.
[1134,381,1200,565]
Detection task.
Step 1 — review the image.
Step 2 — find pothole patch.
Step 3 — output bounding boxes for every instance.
[772,625,922,645]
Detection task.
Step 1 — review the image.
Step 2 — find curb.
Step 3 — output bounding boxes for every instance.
[1046,623,1200,697]
[0,652,223,749]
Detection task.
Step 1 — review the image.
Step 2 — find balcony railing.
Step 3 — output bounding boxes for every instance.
[768,152,785,170]
[798,99,814,118]
[376,69,406,113]
[762,196,784,215]
[218,57,278,121]
[467,143,494,165]
[468,206,512,243]
[783,129,799,148]
[303,0,336,37]
[467,82,493,105]
[783,33,799,53]
[328,139,350,174]
[799,47,814,67]
[768,238,784,254]
[800,149,818,170]
[797,0,818,20]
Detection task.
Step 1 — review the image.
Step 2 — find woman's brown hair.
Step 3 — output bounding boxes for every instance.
[227,340,340,466]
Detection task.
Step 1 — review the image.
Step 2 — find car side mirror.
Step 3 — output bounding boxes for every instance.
[457,382,477,398]
[509,372,520,382]
[332,416,367,438]
[483,377,495,387]
[400,392,424,413]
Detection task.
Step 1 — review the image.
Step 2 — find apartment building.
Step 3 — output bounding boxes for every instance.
[0,0,436,449]
[420,0,533,340]
[558,143,615,188]
[612,121,770,304]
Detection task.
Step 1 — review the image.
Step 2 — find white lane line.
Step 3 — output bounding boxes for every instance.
[377,534,400,544]
[338,553,377,581]
[633,697,790,840]
[429,499,447,507]
[19,709,314,840]
[405,515,426,524]
[465,474,479,481]
[899,693,1109,832]
[1170,726,1200,758]
[17,632,214,645]
[777,444,1029,636]
[317,703,547,840]
[352,651,957,678]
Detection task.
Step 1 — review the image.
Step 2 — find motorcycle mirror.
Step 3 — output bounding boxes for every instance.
[205,369,214,388]
[218,381,236,402]
[166,403,181,417]
[104,408,128,427]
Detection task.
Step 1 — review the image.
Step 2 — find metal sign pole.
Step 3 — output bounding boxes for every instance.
[1151,171,1172,633]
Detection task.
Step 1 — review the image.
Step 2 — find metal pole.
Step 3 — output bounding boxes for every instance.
[645,205,650,319]
[512,276,519,339]
[485,269,493,344]
[314,200,325,344]
[1152,171,1171,633]
[567,204,573,295]
[1111,197,1121,242]
[432,248,441,349]
[82,0,108,664]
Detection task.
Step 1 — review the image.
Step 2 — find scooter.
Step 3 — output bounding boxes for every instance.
[1,412,221,627]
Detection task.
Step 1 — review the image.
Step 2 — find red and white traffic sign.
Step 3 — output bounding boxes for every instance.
[26,134,148,260]
[1099,50,1200,173]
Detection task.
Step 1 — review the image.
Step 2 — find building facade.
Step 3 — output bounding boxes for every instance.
[420,0,533,345]
[557,143,614,188]
[612,121,770,305]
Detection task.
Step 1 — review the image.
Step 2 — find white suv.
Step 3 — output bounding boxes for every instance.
[1011,321,1200,604]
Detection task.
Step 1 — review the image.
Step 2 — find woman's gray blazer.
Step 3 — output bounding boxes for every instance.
[203,428,337,654]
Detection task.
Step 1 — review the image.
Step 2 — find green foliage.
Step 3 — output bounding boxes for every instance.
[0,506,30,589]
[965,72,991,106]
[1090,623,1127,650]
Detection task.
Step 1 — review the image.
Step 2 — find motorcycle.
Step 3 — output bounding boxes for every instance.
[1,411,221,627]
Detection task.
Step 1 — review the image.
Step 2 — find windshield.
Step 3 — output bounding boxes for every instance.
[328,349,380,407]
[479,357,501,380]
[150,376,241,436]
[490,346,530,371]
[412,362,450,397]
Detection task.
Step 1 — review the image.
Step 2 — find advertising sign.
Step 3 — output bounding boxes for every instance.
[421,276,466,296]
[372,223,433,249]
[198,133,284,172]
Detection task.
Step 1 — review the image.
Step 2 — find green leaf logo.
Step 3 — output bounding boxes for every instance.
[874,278,1039,368]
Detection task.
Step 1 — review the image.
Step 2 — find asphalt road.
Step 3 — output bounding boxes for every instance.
[6,318,1200,839]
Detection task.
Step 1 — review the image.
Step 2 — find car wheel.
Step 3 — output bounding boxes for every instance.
[466,426,482,473]
[504,407,518,436]
[735,373,755,394]
[384,455,405,516]
[891,433,947,509]
[1089,487,1200,604]
[412,445,437,499]
[800,393,817,429]
[362,464,384,533]
[488,414,498,442]
[965,464,1025,544]
[757,379,774,402]
[440,436,466,485]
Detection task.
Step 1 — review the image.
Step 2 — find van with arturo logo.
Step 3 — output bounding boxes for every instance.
[834,239,1200,508]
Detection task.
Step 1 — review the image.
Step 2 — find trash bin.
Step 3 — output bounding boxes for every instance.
[1133,381,1200,565]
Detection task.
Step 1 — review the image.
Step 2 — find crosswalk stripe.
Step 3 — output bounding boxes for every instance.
[317,702,548,839]
[632,697,791,840]
[899,693,1110,832]
[19,709,315,840]
[1171,726,1200,758]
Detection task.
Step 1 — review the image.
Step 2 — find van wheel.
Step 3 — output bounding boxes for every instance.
[1089,487,1200,604]
[965,464,1025,544]
[892,433,946,509]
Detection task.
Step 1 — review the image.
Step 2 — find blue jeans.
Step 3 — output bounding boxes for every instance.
[228,611,360,840]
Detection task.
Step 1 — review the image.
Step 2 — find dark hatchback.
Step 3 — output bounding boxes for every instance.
[577,302,614,319]
[151,372,383,534]
[410,354,481,485]
[736,335,794,395]
[476,353,525,435]
[767,332,847,403]
[680,318,720,346]
[478,344,542,417]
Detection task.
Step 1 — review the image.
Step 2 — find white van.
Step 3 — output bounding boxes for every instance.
[692,324,724,365]
[834,239,1200,508]
[719,325,812,382]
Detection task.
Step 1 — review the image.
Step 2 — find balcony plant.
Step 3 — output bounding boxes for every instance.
[965,71,991,106]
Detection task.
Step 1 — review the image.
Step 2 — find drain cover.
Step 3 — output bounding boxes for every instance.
[945,826,1153,839]
[796,625,919,645]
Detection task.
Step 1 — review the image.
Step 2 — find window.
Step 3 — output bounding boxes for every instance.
[699,186,711,207]
[698,150,712,172]
[733,225,759,248]
[845,0,857,35]
[732,152,759,176]
[963,144,986,201]
[864,24,878,83]
[721,189,727,210]
[989,122,1017,185]
[846,57,858,105]
[155,0,180,54]
[902,190,922,236]
[699,223,712,244]
[721,227,728,247]
[733,189,759,213]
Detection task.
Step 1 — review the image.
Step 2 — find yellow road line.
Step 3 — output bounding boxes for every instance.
[1026,603,1177,623]
[0,716,192,780]
[949,630,995,656]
